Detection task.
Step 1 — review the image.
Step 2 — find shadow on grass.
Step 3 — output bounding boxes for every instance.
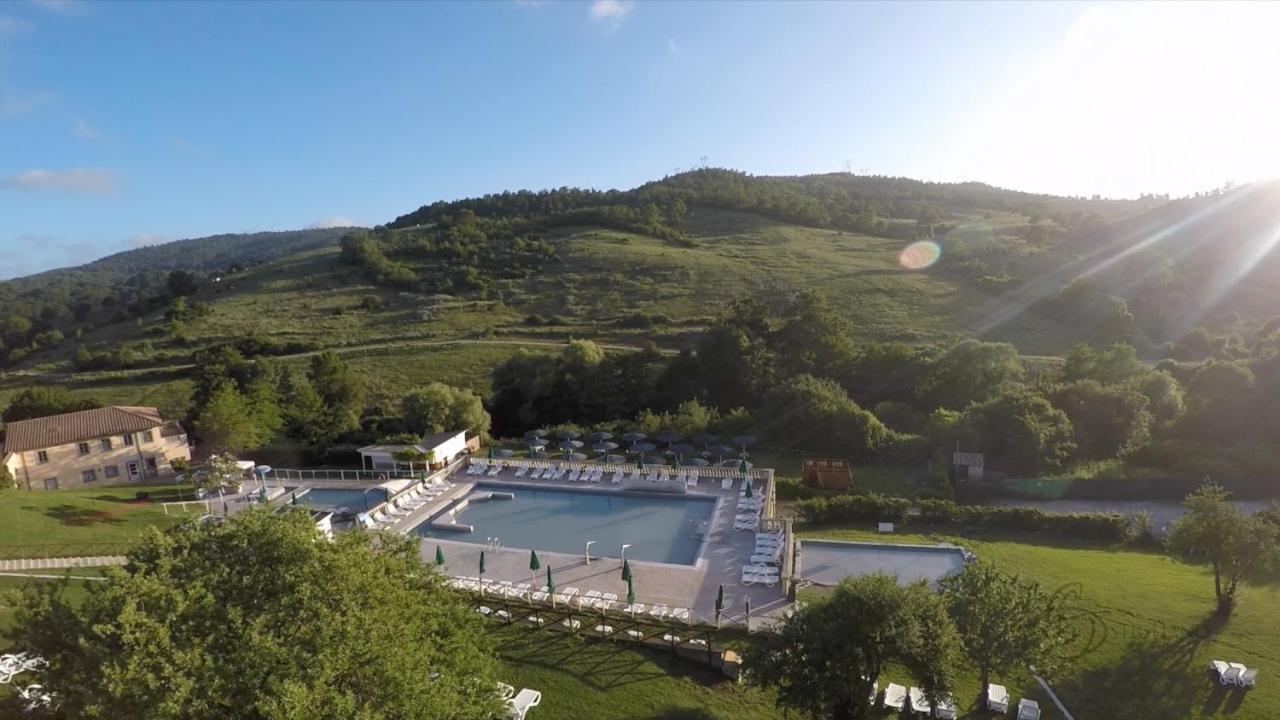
[1057,610,1229,719]
[38,504,126,527]
[495,623,732,694]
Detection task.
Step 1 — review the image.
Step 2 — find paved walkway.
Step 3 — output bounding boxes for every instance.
[0,556,126,571]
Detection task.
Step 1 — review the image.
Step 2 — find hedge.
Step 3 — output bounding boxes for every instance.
[797,495,1131,543]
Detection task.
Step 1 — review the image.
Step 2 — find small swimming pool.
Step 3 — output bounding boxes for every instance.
[416,484,716,565]
[800,540,969,587]
[293,487,389,513]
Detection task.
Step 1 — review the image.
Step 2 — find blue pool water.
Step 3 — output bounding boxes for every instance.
[417,484,716,565]
[294,487,388,513]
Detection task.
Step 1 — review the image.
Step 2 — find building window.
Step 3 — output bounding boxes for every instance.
[103,465,120,479]
[81,469,98,484]
[145,457,158,476]
[37,450,49,464]
[78,442,91,455]
[123,433,135,446]
[43,477,58,491]
[101,438,113,451]
[142,430,155,443]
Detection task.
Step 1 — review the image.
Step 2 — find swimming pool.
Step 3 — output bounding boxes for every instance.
[800,540,969,587]
[416,484,716,565]
[293,487,389,513]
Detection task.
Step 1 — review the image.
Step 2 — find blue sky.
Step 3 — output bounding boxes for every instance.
[1,0,1277,278]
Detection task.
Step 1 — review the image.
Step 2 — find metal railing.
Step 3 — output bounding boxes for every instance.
[0,543,132,560]
[262,467,421,484]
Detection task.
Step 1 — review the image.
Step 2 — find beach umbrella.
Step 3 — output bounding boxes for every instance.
[592,442,618,455]
[631,441,656,455]
[525,429,548,439]
[621,432,648,445]
[654,431,682,447]
[669,443,695,458]
[529,549,540,586]
[682,457,709,467]
[588,431,614,443]
[435,545,445,566]
[526,439,547,450]
[495,449,516,458]
[546,565,556,607]
[715,584,724,626]
[555,430,580,441]
[621,558,632,582]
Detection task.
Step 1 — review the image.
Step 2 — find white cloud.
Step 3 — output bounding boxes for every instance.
[2,168,120,195]
[307,217,358,229]
[71,118,101,140]
[589,0,632,25]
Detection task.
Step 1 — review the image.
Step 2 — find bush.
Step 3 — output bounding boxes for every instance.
[774,477,815,501]
[794,493,911,525]
[916,498,959,524]
[953,505,1130,542]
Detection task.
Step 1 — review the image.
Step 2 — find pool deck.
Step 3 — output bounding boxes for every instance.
[409,466,790,626]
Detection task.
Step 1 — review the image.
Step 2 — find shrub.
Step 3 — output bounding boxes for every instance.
[774,477,815,501]
[794,493,911,525]
[916,498,959,524]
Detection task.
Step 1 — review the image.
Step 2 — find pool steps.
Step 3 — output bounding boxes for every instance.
[430,490,514,533]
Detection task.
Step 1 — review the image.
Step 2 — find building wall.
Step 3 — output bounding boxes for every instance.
[432,433,468,463]
[13,427,192,491]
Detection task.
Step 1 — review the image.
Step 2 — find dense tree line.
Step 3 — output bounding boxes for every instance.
[487,291,1280,479]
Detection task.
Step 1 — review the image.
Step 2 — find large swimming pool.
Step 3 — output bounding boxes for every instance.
[293,487,389,513]
[416,484,716,565]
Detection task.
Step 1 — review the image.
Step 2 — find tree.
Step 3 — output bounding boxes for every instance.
[746,574,959,720]
[401,382,491,438]
[762,374,893,461]
[0,462,14,489]
[1180,360,1256,444]
[2,386,102,424]
[1165,483,1279,615]
[1049,380,1152,459]
[308,352,365,438]
[1134,370,1185,429]
[919,340,1025,411]
[166,269,201,298]
[12,509,499,719]
[958,387,1075,473]
[1061,343,1144,386]
[191,452,243,497]
[195,384,266,453]
[941,561,1076,699]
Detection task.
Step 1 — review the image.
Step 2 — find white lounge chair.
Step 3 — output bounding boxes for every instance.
[868,680,879,705]
[1240,667,1258,688]
[670,607,691,623]
[909,687,929,715]
[599,592,617,611]
[496,682,515,700]
[622,602,645,616]
[933,694,957,719]
[1224,662,1247,686]
[531,586,551,603]
[594,624,615,637]
[554,587,579,605]
[883,683,907,711]
[581,590,603,610]
[721,478,734,490]
[986,683,1009,713]
[515,466,527,478]
[505,688,541,720]
[1016,698,1041,720]
[649,604,670,621]
[561,618,581,631]
[567,470,579,482]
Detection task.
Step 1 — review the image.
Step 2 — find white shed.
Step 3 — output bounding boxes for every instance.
[357,430,468,471]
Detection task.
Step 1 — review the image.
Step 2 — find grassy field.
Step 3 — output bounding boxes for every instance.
[0,484,197,555]
[800,525,1278,719]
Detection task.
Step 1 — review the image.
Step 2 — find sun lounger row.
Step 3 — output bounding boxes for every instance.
[878,683,958,718]
[467,459,755,485]
[1210,660,1259,688]
[357,483,451,530]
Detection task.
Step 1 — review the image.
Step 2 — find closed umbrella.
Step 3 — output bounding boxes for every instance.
[744,480,754,499]
[740,457,750,474]
[546,566,556,607]
[290,491,297,505]
[621,558,632,582]
[487,446,495,460]
[435,545,445,566]
[529,549,540,587]
[669,455,680,470]
[715,584,724,626]
[479,551,486,597]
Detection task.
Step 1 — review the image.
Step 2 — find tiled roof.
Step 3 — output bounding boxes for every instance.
[2,406,165,454]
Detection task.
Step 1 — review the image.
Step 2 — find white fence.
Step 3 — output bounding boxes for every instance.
[263,468,420,484]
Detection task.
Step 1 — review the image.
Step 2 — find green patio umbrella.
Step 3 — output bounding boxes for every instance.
[739,457,749,474]
[637,456,645,469]
[529,549,541,572]
[435,545,445,566]
[546,566,556,607]
[715,584,724,616]
[621,558,632,582]
[290,491,297,505]
[669,455,680,470]
[744,480,754,499]
[479,550,486,576]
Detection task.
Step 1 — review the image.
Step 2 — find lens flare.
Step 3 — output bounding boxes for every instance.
[898,240,941,270]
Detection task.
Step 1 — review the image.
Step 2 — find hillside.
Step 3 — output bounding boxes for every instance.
[3,170,1278,423]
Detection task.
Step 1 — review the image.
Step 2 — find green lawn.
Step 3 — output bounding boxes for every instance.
[800,525,1279,719]
[0,484,197,555]
[494,624,781,720]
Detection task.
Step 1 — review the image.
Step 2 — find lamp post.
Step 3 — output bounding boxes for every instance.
[620,544,632,562]
[585,540,596,565]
